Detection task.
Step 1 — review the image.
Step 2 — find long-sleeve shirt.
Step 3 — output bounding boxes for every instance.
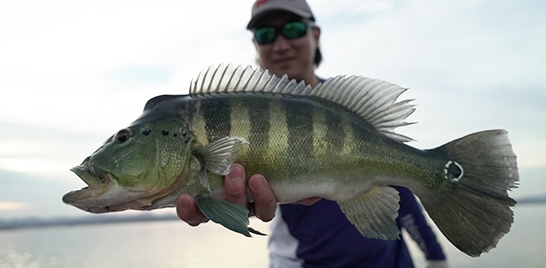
[269,186,447,268]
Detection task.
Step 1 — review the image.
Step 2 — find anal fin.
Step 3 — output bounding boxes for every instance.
[337,186,401,240]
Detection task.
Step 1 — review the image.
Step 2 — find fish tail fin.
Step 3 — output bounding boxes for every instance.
[421,129,519,257]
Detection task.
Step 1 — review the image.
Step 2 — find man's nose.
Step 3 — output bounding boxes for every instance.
[272,35,290,52]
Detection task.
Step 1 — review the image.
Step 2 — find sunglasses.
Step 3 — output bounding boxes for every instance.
[254,21,311,45]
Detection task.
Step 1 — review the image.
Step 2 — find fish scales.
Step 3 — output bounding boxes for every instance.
[283,100,314,163]
[230,97,269,167]
[265,99,290,167]
[190,94,435,201]
[311,105,328,159]
[227,98,252,159]
[64,64,519,257]
[189,91,446,195]
[324,105,346,155]
[189,100,207,146]
[202,98,231,142]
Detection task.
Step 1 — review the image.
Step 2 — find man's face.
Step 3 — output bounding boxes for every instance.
[252,12,320,82]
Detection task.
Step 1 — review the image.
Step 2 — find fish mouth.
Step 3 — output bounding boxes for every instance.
[63,158,117,206]
[64,158,191,214]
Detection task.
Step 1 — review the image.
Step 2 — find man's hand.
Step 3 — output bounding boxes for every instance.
[176,164,277,225]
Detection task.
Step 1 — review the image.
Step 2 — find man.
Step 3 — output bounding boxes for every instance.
[177,0,448,267]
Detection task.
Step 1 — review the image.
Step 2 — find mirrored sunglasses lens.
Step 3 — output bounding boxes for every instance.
[255,27,276,44]
[283,21,308,39]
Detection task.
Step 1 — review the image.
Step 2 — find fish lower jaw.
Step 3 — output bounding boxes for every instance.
[63,185,154,214]
[63,167,122,208]
[62,180,117,205]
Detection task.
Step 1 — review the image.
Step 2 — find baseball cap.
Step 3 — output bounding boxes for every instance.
[247,0,315,29]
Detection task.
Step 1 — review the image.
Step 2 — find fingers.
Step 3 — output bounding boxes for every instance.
[176,164,247,227]
[176,163,278,227]
[248,174,277,222]
[223,164,248,207]
[225,164,277,222]
[176,194,208,226]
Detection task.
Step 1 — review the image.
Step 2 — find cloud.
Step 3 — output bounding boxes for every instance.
[0,202,27,211]
[107,67,172,86]
[0,170,82,218]
[311,0,546,170]
[0,0,544,219]
[316,0,546,91]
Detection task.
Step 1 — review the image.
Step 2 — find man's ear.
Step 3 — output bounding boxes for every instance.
[252,37,259,50]
[312,27,321,43]
[251,38,263,68]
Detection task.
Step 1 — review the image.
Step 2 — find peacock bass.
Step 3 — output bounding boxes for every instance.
[63,64,518,257]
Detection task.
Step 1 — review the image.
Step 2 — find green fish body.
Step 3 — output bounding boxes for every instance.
[63,65,518,257]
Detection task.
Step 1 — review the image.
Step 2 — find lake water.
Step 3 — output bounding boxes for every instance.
[1,205,545,268]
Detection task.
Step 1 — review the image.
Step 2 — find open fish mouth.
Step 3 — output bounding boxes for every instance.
[70,159,114,190]
[63,158,178,214]
[63,158,117,205]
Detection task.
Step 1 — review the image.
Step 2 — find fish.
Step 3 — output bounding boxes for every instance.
[63,64,518,257]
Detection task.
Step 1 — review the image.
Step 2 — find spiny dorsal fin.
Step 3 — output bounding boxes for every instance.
[190,64,312,96]
[189,64,415,143]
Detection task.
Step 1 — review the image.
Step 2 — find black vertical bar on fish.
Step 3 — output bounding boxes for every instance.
[245,98,270,164]
[284,100,314,162]
[325,109,345,154]
[202,98,231,142]
[181,100,196,125]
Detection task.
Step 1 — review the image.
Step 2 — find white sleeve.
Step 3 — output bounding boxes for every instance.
[268,206,304,268]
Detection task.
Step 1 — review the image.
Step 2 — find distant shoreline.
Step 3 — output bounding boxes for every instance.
[1,196,544,231]
[0,213,180,231]
[516,196,546,205]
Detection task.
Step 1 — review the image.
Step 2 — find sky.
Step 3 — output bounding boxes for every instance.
[0,0,545,219]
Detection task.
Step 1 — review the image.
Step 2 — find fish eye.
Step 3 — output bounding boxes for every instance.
[115,128,132,143]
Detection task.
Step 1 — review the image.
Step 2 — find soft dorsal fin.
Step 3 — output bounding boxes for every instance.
[189,64,415,142]
[312,75,415,142]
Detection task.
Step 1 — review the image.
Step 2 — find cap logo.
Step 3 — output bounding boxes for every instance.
[254,0,270,8]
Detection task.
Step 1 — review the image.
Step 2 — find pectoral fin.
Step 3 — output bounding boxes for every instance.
[195,195,252,237]
[194,136,249,176]
[198,166,211,194]
[337,186,401,240]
